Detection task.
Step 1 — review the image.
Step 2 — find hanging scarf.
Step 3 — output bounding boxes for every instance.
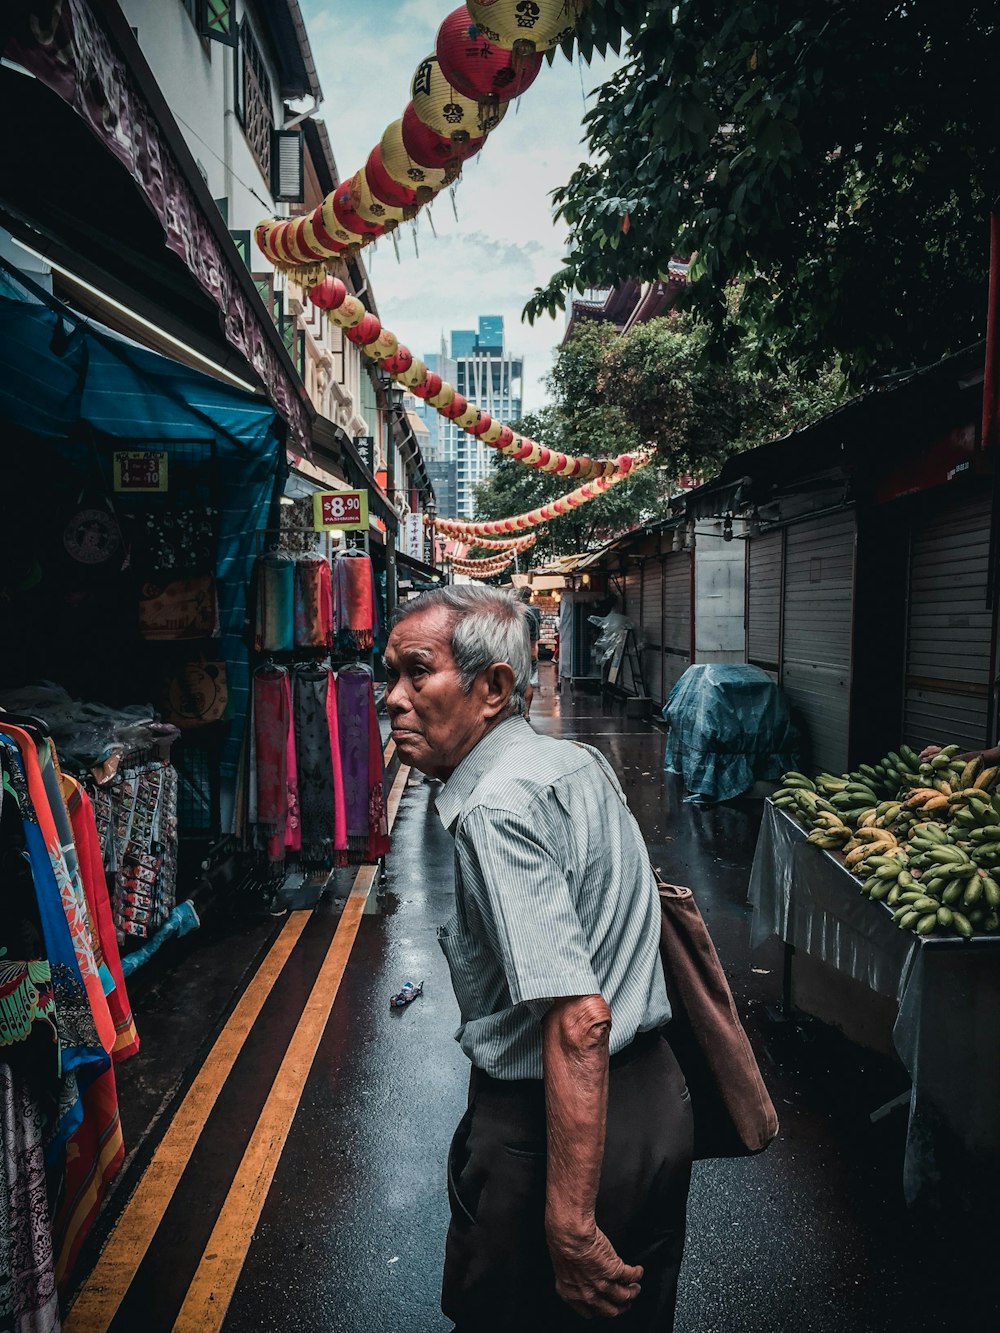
[62,777,139,1064]
[293,666,338,866]
[0,738,107,1160]
[252,667,289,863]
[325,670,348,864]
[284,674,301,856]
[254,553,295,653]
[334,554,379,652]
[337,670,389,862]
[294,557,334,648]
[0,1066,61,1333]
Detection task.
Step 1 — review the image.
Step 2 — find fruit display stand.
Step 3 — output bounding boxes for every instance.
[749,798,1000,1211]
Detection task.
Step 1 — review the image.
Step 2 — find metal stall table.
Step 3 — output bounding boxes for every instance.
[749,801,1000,1208]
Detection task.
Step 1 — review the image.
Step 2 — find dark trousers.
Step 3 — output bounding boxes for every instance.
[443,1028,694,1332]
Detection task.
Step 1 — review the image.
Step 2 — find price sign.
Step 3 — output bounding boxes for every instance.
[313,489,369,532]
[113,451,169,492]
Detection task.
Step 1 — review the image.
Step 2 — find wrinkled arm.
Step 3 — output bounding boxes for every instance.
[542,995,643,1320]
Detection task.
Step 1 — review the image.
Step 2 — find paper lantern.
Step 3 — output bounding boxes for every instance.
[255,221,282,263]
[350,168,409,226]
[346,312,382,346]
[313,195,360,250]
[365,146,420,210]
[436,7,543,104]
[467,0,586,54]
[398,357,429,388]
[333,178,385,239]
[411,53,507,141]
[382,346,414,375]
[364,331,400,361]
[481,419,504,444]
[468,411,493,435]
[428,382,457,410]
[380,119,457,200]
[440,393,470,420]
[331,295,368,329]
[411,371,443,400]
[309,277,347,311]
[496,425,515,449]
[401,103,485,170]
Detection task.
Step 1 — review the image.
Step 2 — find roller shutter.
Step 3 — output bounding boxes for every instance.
[641,561,665,704]
[903,494,994,753]
[746,530,782,677]
[623,567,642,623]
[663,550,692,695]
[781,511,855,772]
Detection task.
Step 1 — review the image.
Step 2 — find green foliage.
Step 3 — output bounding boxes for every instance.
[473,309,844,556]
[531,1,998,382]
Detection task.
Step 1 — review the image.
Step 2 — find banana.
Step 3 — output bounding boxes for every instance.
[974,766,1000,791]
[981,876,1000,909]
[923,795,950,811]
[958,756,984,789]
[952,912,974,938]
[915,913,938,935]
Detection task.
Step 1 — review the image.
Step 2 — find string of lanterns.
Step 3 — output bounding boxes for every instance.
[431,450,653,539]
[254,5,644,486]
[254,3,585,276]
[466,532,540,552]
[449,550,516,578]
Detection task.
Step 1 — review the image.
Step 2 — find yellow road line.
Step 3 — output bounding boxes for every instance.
[173,764,412,1332]
[64,909,311,1333]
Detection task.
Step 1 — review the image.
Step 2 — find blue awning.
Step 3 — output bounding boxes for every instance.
[0,297,285,778]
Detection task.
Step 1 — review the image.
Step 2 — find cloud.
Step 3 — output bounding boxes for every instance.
[300,0,620,407]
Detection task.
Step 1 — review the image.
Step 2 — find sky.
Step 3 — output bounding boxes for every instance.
[299,0,620,410]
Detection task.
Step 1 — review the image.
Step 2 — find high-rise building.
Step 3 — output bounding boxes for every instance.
[417,317,523,519]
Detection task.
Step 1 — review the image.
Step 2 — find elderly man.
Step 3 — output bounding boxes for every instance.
[385,585,693,1331]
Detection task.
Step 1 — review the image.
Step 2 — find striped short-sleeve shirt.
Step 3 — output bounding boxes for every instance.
[436,717,671,1080]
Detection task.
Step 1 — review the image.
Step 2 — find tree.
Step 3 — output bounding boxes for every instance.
[473,311,843,556]
[527,2,998,382]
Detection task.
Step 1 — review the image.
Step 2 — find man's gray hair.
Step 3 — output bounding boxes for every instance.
[393,585,532,718]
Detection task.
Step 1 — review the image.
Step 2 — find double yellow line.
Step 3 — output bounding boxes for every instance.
[66,760,411,1333]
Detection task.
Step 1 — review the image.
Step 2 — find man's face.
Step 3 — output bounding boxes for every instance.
[385,607,495,778]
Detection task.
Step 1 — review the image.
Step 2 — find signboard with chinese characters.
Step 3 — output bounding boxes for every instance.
[113,451,169,492]
[313,489,369,532]
[406,511,423,560]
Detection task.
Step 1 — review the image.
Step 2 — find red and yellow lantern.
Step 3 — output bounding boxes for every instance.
[436,6,543,105]
[466,0,587,55]
[410,53,507,142]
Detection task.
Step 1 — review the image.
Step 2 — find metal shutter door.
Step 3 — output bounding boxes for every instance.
[663,551,691,694]
[624,567,642,621]
[641,561,665,704]
[746,530,782,677]
[781,511,855,772]
[904,494,993,752]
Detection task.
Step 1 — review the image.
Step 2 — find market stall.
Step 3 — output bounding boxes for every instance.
[750,799,1000,1209]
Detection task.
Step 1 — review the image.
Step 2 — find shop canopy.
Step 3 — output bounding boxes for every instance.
[0,296,285,776]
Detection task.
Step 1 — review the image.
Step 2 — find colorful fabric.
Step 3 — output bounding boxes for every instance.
[63,780,138,1063]
[0,1066,60,1333]
[0,963,57,1053]
[137,574,219,641]
[0,727,113,1059]
[292,667,339,866]
[293,558,333,648]
[254,553,295,653]
[337,670,389,863]
[334,554,379,653]
[252,667,289,863]
[283,674,301,855]
[325,672,348,863]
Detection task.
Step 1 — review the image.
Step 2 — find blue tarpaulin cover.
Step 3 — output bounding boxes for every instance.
[663,664,801,803]
[0,298,284,777]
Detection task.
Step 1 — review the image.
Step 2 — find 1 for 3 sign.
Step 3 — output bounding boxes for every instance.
[313,489,369,532]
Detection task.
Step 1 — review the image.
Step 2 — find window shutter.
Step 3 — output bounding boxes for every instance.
[271,130,304,203]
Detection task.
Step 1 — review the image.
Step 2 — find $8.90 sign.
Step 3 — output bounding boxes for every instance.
[313,489,369,532]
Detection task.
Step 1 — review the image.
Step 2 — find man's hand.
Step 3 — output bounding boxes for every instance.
[547,1222,643,1320]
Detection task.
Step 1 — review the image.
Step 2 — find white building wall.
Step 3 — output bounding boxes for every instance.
[121,0,280,233]
[694,521,746,663]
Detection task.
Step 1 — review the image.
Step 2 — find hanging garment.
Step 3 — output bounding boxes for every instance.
[61,779,138,1063]
[0,739,106,1161]
[0,727,114,1060]
[252,667,290,865]
[336,669,390,863]
[0,1066,61,1333]
[292,667,343,867]
[293,558,334,648]
[253,554,295,653]
[334,554,380,653]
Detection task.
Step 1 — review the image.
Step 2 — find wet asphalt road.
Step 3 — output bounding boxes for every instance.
[95,667,1000,1331]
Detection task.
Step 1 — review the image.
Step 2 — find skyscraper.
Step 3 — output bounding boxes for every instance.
[417,317,523,519]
